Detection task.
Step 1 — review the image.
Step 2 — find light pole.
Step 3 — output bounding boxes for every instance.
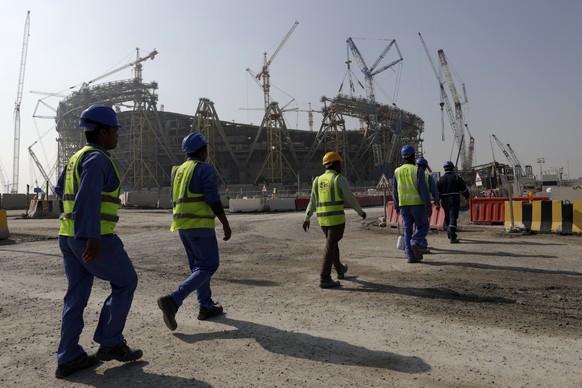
[537,157,545,192]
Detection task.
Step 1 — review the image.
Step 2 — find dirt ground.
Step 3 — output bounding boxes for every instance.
[0,206,581,387]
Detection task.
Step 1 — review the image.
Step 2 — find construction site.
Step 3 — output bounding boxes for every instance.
[3,15,568,203]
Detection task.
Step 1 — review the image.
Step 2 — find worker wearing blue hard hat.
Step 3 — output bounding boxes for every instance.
[437,161,470,243]
[393,145,433,263]
[54,104,142,379]
[157,131,232,331]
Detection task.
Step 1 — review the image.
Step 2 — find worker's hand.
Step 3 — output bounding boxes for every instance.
[361,211,367,220]
[82,238,101,263]
[302,221,310,232]
[426,206,433,218]
[222,224,232,241]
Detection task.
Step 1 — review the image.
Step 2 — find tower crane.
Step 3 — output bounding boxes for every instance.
[346,37,403,173]
[247,20,298,109]
[79,48,157,91]
[11,11,31,194]
[437,49,474,170]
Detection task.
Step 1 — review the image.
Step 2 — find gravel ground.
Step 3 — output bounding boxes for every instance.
[0,206,581,387]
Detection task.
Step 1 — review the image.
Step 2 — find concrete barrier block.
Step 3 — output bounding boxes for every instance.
[229,198,263,213]
[267,199,296,212]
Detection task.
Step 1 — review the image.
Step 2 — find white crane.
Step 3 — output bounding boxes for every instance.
[11,11,31,194]
[246,20,299,109]
[437,48,474,170]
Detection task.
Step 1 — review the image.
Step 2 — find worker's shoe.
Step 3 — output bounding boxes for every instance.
[336,264,348,279]
[320,277,341,288]
[55,352,100,379]
[96,340,143,362]
[450,236,460,244]
[157,295,178,331]
[198,301,224,320]
[407,257,420,264]
[411,244,424,261]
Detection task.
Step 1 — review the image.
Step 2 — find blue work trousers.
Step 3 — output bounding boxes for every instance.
[441,195,461,239]
[170,231,219,309]
[57,235,138,365]
[400,205,429,259]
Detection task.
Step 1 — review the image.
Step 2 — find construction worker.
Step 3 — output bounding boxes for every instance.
[303,151,366,288]
[157,132,231,331]
[437,161,470,243]
[54,105,142,379]
[416,157,440,253]
[392,145,433,263]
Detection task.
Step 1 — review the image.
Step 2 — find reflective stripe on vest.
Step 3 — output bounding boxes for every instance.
[59,146,121,236]
[395,164,424,206]
[170,160,216,231]
[314,170,345,226]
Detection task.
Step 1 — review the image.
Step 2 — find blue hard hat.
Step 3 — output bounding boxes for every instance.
[416,157,428,167]
[401,145,415,157]
[443,160,455,170]
[79,104,121,130]
[182,132,209,153]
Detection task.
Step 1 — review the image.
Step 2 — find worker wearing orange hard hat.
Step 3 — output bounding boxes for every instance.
[303,151,366,288]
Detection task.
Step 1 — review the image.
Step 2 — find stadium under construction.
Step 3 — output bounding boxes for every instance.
[54,77,425,193]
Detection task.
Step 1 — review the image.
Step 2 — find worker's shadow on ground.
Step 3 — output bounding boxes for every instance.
[453,237,565,246]
[420,259,582,277]
[343,277,515,304]
[174,317,430,374]
[66,361,212,387]
[429,245,557,259]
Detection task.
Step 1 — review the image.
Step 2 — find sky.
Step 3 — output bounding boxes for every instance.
[1,0,581,193]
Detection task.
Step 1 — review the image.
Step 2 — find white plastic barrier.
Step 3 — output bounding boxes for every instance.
[267,198,296,212]
[229,198,264,213]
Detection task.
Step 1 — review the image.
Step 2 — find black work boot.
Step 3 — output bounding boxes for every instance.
[320,276,340,288]
[411,243,424,261]
[336,264,348,279]
[157,295,178,331]
[96,340,143,362]
[55,352,100,379]
[198,301,224,320]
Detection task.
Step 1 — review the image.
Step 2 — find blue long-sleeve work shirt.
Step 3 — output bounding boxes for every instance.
[55,143,119,239]
[173,157,222,238]
[392,164,432,211]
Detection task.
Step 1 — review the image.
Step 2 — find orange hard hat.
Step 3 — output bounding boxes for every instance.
[322,151,343,166]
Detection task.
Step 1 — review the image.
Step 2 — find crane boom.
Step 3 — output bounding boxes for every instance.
[28,144,55,195]
[438,49,474,170]
[11,11,30,194]
[80,49,158,90]
[253,21,299,109]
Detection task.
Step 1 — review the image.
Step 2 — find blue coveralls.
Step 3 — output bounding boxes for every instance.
[392,164,432,260]
[437,171,470,240]
[55,143,138,366]
[169,157,221,310]
[419,173,440,249]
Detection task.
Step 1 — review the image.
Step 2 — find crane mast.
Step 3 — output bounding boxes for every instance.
[437,49,474,170]
[12,11,30,194]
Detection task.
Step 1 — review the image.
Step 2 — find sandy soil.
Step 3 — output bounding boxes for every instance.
[0,206,581,387]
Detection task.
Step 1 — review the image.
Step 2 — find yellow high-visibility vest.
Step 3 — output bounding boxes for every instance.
[394,164,424,206]
[314,170,345,226]
[170,160,215,231]
[59,146,121,236]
